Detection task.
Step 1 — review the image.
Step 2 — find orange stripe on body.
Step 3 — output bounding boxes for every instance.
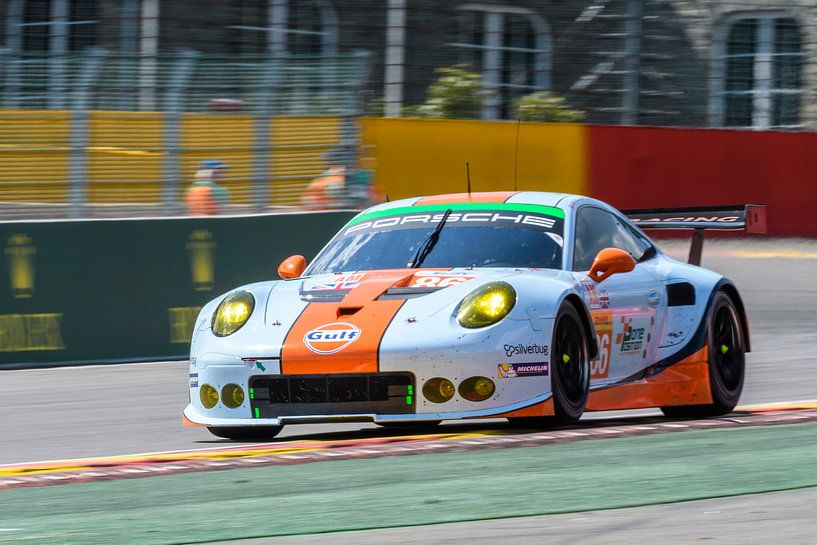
[414,191,517,205]
[477,398,555,419]
[586,347,712,411]
[281,270,412,374]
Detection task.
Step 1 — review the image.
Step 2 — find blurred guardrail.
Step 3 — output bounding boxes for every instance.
[0,211,354,368]
[0,49,371,219]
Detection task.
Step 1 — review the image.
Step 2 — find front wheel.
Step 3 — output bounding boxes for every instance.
[509,301,590,428]
[661,291,745,418]
[207,425,283,441]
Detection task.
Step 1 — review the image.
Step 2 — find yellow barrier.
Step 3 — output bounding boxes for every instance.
[0,110,344,207]
[88,111,164,203]
[0,111,587,208]
[361,117,588,200]
[0,110,71,203]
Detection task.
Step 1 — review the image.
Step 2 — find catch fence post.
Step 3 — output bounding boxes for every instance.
[69,47,108,218]
[252,58,282,213]
[161,49,199,215]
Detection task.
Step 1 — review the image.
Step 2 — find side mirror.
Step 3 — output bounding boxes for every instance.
[588,248,636,283]
[278,255,306,279]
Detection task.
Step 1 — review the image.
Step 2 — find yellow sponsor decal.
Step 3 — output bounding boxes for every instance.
[0,313,65,352]
[5,234,36,299]
[168,307,202,344]
[187,230,216,291]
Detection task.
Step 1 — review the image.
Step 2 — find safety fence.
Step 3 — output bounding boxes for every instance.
[0,50,371,218]
[0,211,354,367]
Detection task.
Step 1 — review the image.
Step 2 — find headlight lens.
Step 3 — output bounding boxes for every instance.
[212,290,255,337]
[221,384,245,409]
[200,384,219,409]
[459,376,495,402]
[423,377,456,403]
[456,282,516,328]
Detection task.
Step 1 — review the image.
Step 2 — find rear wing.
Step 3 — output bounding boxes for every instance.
[622,204,767,266]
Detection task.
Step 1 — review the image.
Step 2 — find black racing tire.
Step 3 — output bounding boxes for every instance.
[661,291,745,418]
[508,301,591,428]
[207,425,283,441]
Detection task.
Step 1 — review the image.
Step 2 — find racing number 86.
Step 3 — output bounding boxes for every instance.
[591,332,610,379]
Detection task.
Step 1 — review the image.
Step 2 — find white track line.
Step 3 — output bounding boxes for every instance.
[5,360,186,373]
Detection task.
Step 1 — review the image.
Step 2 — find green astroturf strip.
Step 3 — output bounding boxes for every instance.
[1,423,817,545]
[347,202,566,226]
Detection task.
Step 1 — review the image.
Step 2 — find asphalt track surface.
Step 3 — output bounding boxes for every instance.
[215,487,817,545]
[3,238,815,466]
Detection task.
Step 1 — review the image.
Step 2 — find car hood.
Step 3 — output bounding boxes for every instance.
[195,266,576,370]
[264,268,559,374]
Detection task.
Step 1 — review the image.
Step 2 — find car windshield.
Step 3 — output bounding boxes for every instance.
[306,204,565,275]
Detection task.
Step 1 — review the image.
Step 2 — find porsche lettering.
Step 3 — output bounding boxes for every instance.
[346,212,556,235]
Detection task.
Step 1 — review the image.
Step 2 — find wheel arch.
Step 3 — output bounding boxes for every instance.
[717,281,751,353]
[563,293,599,360]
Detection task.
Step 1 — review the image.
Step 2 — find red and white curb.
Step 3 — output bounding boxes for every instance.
[2,407,816,491]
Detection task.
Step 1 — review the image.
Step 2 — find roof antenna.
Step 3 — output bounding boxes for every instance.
[513,116,521,192]
[466,161,472,199]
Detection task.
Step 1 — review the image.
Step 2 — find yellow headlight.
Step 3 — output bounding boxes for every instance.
[212,290,255,337]
[221,384,245,409]
[459,376,495,402]
[422,377,456,403]
[456,282,516,328]
[200,384,219,409]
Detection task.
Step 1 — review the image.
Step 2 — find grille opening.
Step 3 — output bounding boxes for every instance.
[250,372,415,417]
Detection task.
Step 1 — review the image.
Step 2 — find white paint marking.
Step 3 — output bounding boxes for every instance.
[6,359,185,375]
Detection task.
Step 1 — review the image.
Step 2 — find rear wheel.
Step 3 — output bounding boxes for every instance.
[207,425,283,441]
[509,301,590,428]
[661,291,745,418]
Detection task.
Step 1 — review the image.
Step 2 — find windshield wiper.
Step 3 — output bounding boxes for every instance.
[409,208,453,268]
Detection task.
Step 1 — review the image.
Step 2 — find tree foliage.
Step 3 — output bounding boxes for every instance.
[513,92,585,122]
[406,66,484,119]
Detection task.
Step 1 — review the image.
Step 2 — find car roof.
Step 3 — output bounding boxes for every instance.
[362,191,591,214]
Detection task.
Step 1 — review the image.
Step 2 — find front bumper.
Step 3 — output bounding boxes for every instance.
[183,393,553,427]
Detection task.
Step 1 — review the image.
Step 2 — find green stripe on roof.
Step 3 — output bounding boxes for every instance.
[348,202,565,226]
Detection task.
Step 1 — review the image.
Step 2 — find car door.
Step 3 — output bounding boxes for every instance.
[571,206,665,384]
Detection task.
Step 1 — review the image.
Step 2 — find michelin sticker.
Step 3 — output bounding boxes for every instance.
[498,363,549,378]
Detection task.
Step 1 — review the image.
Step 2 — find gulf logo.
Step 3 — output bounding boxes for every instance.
[303,322,362,355]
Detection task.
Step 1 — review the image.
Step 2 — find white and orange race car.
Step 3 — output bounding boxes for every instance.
[183,192,766,440]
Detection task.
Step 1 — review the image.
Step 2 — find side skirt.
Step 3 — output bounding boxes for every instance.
[586,347,712,411]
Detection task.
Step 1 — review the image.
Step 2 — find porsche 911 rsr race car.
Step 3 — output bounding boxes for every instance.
[183,191,766,440]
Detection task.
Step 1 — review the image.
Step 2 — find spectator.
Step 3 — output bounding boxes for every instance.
[185,159,230,215]
[302,148,383,210]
